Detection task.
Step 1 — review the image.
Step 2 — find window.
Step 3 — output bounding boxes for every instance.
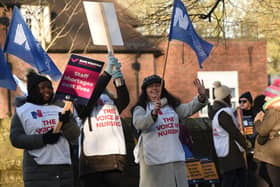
[198,71,239,117]
[20,5,51,46]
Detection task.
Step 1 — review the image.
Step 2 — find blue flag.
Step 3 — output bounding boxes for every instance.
[169,0,213,68]
[0,47,16,90]
[4,6,61,81]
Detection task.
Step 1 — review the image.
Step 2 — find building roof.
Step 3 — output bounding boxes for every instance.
[1,0,162,56]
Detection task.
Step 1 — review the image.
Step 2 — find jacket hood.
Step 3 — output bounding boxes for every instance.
[208,100,230,120]
[14,96,27,107]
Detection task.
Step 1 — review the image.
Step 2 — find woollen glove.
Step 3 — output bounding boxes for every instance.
[42,129,61,145]
[111,58,122,79]
[105,54,118,75]
[112,70,123,80]
[59,110,71,123]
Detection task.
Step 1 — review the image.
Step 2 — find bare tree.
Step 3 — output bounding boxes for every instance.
[118,0,280,72]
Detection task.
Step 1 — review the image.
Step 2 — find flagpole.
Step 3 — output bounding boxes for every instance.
[160,0,174,94]
[160,40,170,94]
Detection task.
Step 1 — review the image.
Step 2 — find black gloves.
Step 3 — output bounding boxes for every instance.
[42,129,61,145]
[59,110,71,123]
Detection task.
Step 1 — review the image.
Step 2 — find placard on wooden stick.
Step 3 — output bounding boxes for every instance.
[55,54,104,105]
[83,1,123,86]
[53,54,104,133]
[83,1,124,48]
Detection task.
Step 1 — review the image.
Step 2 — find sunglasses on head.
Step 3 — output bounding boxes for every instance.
[239,100,248,104]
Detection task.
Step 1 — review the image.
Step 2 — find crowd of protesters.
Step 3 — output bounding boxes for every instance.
[9,52,280,187]
[208,80,280,187]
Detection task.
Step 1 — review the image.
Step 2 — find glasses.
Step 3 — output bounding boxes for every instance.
[239,100,248,104]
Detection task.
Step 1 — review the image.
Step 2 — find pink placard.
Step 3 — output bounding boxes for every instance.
[55,54,104,105]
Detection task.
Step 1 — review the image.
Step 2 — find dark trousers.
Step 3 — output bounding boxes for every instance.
[266,163,280,187]
[246,153,258,187]
[221,168,247,187]
[80,170,122,187]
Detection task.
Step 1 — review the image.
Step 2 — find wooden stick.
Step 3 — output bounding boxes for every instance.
[98,3,123,86]
[236,107,244,134]
[236,107,248,169]
[98,3,114,55]
[53,101,72,133]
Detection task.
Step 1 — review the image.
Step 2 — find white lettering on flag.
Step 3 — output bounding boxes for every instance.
[14,24,30,50]
[173,7,189,30]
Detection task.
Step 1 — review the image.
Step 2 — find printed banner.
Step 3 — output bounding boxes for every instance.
[186,158,219,184]
[185,159,204,181]
[55,54,104,105]
[243,116,254,135]
[200,159,219,181]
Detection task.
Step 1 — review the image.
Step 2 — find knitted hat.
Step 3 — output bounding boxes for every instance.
[27,70,51,94]
[213,81,231,101]
[141,74,163,90]
[264,78,280,99]
[239,91,253,103]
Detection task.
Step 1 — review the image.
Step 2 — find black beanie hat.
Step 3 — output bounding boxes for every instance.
[141,74,163,90]
[27,70,51,94]
[239,91,253,103]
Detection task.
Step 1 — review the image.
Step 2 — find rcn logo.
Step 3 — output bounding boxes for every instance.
[173,7,189,30]
[31,110,43,119]
[14,24,30,50]
[71,58,80,63]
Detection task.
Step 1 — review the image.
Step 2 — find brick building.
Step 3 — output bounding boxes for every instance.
[0,1,268,118]
[155,40,267,117]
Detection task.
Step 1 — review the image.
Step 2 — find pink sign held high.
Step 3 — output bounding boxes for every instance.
[55,54,104,105]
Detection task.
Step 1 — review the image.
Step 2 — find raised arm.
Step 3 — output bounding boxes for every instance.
[75,54,119,120]
[111,58,130,113]
[176,79,208,119]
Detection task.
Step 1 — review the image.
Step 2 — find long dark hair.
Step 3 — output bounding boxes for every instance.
[131,87,181,114]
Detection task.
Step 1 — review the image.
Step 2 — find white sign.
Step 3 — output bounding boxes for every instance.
[83,1,124,46]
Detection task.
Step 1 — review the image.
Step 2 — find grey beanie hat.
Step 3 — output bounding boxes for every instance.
[213,81,231,101]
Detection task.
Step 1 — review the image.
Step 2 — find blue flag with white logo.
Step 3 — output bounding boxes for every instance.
[4,6,61,81]
[0,47,16,90]
[169,0,213,68]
